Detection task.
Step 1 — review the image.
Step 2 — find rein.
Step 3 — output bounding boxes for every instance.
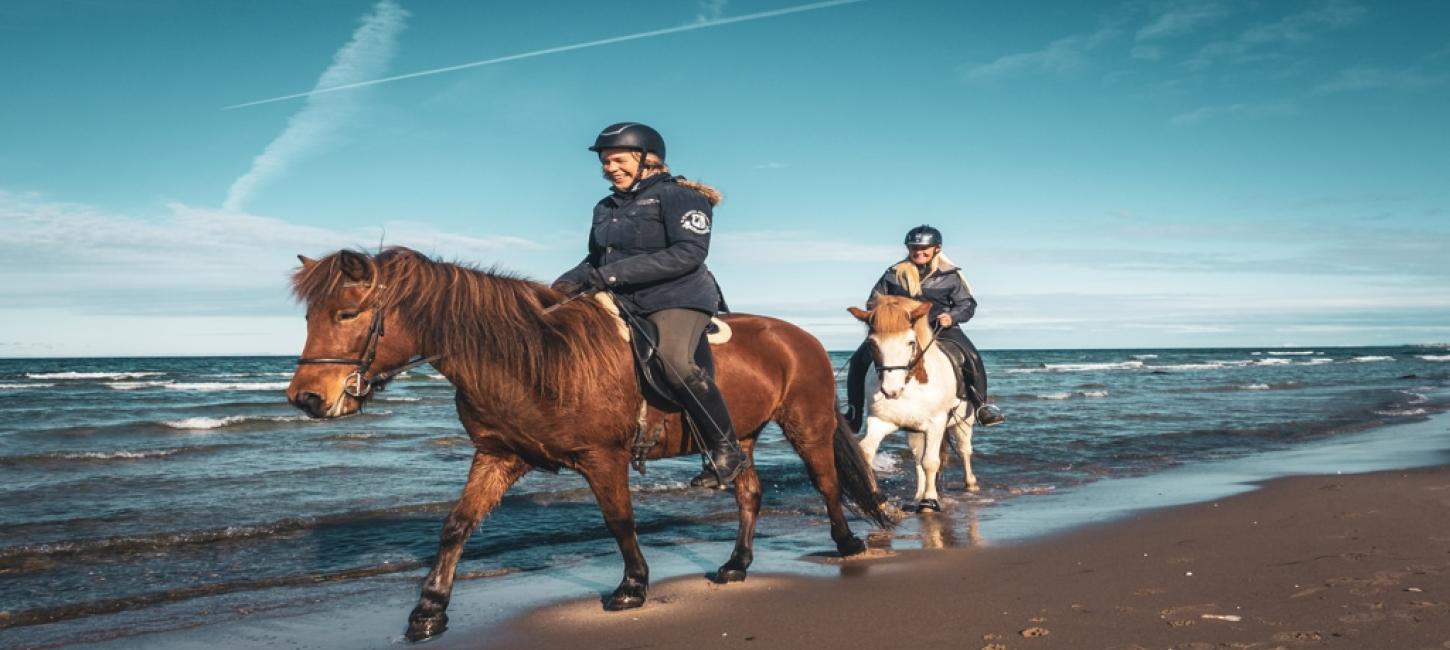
[296,305,441,398]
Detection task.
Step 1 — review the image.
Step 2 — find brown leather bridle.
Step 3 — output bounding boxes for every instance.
[295,305,441,398]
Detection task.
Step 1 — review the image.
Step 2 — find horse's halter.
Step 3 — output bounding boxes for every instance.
[296,300,440,399]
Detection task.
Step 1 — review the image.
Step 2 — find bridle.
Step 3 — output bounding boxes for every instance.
[874,322,942,381]
[296,303,441,399]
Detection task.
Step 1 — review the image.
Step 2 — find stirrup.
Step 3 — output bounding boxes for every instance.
[975,404,1005,427]
[689,454,749,490]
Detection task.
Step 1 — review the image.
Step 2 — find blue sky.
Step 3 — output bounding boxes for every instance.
[2,0,1447,357]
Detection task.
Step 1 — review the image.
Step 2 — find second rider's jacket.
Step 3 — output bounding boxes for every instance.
[866,263,977,327]
[557,174,724,315]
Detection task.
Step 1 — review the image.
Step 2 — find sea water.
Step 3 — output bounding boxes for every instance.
[2,346,1447,647]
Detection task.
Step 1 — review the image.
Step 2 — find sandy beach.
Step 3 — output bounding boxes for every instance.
[492,463,1450,649]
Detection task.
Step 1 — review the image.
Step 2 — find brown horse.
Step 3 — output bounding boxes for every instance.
[285,247,890,641]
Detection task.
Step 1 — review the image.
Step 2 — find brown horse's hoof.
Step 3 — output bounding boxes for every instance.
[836,535,867,557]
[713,567,748,583]
[604,579,647,611]
[916,498,941,513]
[404,610,448,642]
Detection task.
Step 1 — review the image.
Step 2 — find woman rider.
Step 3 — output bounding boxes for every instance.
[844,225,1005,430]
[552,122,746,489]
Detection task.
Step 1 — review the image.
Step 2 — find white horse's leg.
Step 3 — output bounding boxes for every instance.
[905,429,927,502]
[858,415,895,470]
[918,418,947,504]
[948,408,978,492]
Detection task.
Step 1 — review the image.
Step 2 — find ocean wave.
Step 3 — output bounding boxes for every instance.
[24,371,165,380]
[1240,384,1271,391]
[1348,356,1394,363]
[1375,408,1428,416]
[0,448,185,466]
[1418,355,1450,362]
[1303,358,1334,365]
[1147,360,1253,371]
[1039,360,1144,373]
[105,380,176,390]
[1265,351,1315,356]
[1130,354,1158,360]
[1034,390,1108,400]
[1255,358,1293,366]
[376,395,423,402]
[163,415,309,430]
[0,382,56,389]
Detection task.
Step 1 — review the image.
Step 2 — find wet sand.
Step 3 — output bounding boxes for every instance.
[490,464,1450,649]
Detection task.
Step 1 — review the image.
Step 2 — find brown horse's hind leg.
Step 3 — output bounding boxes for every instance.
[715,436,761,583]
[782,411,867,557]
[579,452,650,611]
[406,451,528,641]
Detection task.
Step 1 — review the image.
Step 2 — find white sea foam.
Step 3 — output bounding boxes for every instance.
[1130,354,1158,360]
[0,382,56,389]
[1148,360,1251,371]
[164,415,308,430]
[1418,354,1450,362]
[871,453,901,474]
[1255,358,1293,366]
[1303,358,1334,365]
[53,449,184,460]
[1239,384,1272,391]
[106,380,177,390]
[163,382,292,392]
[1266,351,1314,356]
[1038,392,1073,400]
[377,396,422,402]
[1041,361,1144,372]
[1376,408,1428,416]
[26,371,165,380]
[1348,356,1394,363]
[1078,390,1108,398]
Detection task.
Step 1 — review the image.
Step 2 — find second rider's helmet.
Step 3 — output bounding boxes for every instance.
[588,122,666,161]
[904,224,943,247]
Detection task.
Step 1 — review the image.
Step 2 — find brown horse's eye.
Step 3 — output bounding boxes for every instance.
[337,310,360,322]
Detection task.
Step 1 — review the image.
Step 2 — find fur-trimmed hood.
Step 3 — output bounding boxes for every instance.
[674,177,722,206]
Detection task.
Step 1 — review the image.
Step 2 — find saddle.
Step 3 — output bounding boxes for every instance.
[933,336,972,404]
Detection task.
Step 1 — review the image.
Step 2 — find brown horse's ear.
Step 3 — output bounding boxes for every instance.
[847,307,872,322]
[297,255,317,269]
[909,302,932,321]
[338,250,372,282]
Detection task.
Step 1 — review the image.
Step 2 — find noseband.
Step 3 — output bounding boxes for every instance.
[296,305,441,398]
[874,323,941,380]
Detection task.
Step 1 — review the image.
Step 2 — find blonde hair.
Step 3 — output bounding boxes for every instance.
[602,151,724,206]
[891,252,970,297]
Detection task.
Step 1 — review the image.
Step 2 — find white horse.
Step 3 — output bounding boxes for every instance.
[848,296,977,513]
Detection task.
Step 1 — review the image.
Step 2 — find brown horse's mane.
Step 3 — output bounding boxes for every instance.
[292,247,625,404]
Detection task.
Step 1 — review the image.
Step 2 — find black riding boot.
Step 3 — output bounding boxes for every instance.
[682,371,748,489]
[943,329,1004,427]
[843,341,872,432]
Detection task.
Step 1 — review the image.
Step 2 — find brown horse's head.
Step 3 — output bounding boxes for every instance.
[848,295,932,398]
[287,250,420,418]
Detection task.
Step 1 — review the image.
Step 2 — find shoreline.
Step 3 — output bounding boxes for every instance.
[30,404,1450,649]
[492,464,1450,649]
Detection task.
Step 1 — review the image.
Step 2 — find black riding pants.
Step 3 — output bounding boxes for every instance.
[646,308,711,390]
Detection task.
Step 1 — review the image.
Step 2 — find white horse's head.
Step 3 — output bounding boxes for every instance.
[848,295,933,399]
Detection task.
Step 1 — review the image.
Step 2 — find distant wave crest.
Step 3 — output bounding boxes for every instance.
[26,371,165,380]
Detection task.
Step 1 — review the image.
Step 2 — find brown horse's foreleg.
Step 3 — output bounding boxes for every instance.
[715,437,761,583]
[580,453,649,610]
[406,451,528,641]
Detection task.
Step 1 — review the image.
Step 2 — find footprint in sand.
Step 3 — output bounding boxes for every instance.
[1272,630,1325,642]
[1019,627,1050,637]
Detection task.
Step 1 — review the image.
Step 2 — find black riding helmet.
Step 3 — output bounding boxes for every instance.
[588,122,666,161]
[904,224,943,247]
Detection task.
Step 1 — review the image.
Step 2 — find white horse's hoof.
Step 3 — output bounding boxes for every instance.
[916,498,941,513]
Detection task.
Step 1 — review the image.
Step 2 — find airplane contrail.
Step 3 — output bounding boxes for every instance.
[224,0,869,110]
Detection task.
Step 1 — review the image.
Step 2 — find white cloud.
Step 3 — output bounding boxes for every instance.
[223,0,410,212]
[1135,2,1233,42]
[1315,65,1448,94]
[696,0,728,24]
[961,28,1118,80]
[1167,100,1295,126]
[1187,0,1364,69]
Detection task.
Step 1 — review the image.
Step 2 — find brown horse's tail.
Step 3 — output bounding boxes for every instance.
[833,412,897,529]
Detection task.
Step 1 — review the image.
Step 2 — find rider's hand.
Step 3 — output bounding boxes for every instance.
[585,267,611,291]
[936,313,953,328]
